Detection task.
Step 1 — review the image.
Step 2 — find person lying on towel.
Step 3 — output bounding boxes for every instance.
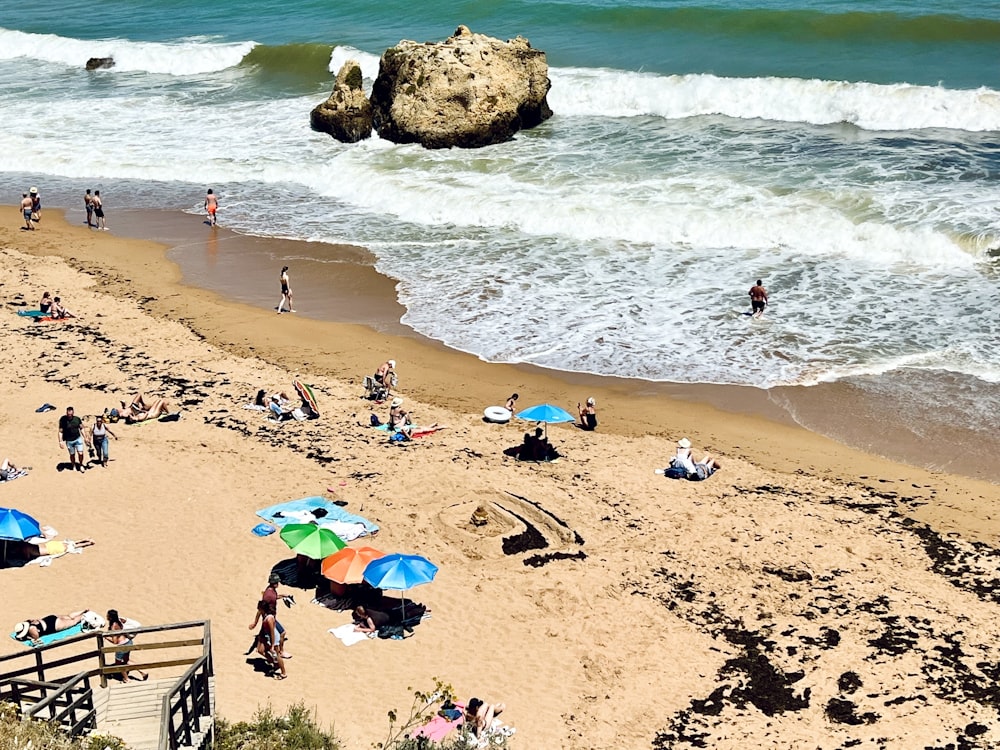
[13,610,92,646]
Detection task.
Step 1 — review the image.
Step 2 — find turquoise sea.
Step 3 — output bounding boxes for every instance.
[1,1,999,476]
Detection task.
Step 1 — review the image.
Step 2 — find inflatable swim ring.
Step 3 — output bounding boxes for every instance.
[483,406,512,424]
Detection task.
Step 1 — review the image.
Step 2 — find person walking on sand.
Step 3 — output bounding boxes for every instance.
[93,190,107,230]
[277,266,295,313]
[58,406,89,472]
[84,189,94,227]
[90,413,117,467]
[20,193,35,230]
[748,278,768,318]
[29,187,41,222]
[204,188,218,226]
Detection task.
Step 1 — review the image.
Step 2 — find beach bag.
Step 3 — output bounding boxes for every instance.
[377,624,405,639]
[108,408,120,423]
[370,413,381,427]
[389,431,408,443]
[664,459,689,479]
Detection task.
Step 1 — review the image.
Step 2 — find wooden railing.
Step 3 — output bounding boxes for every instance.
[0,620,213,749]
[23,672,97,737]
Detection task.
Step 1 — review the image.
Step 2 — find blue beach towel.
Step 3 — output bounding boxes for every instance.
[17,310,47,318]
[252,523,276,537]
[256,496,378,536]
[10,622,84,648]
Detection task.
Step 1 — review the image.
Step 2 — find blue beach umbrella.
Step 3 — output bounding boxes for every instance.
[515,403,576,438]
[363,553,438,590]
[0,507,42,561]
[363,553,438,627]
[0,507,41,541]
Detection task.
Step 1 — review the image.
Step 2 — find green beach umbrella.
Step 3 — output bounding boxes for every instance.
[279,523,346,560]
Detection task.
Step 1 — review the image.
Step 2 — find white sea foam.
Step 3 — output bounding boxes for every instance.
[328,46,382,82]
[0,27,254,75]
[549,68,1000,132]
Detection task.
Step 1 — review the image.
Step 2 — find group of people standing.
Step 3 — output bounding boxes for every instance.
[19,187,41,230]
[83,189,107,230]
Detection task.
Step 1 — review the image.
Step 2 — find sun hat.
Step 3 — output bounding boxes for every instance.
[388,359,396,368]
[390,397,403,408]
[677,437,692,449]
[13,621,31,640]
[586,397,596,406]
[29,187,38,194]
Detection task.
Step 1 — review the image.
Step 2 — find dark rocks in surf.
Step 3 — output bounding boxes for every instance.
[86,57,115,71]
[313,26,552,149]
[310,60,373,143]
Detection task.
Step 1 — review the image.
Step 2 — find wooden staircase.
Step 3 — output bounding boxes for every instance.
[0,620,214,750]
[93,677,215,750]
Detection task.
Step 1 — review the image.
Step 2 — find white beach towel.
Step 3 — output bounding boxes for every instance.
[328,623,370,646]
[317,520,369,542]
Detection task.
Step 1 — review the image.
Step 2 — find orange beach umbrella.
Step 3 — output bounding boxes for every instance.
[321,546,386,584]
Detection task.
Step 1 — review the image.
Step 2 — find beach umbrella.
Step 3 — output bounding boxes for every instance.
[0,507,42,561]
[321,546,386,585]
[279,523,345,560]
[515,403,575,438]
[363,553,438,626]
[293,380,319,417]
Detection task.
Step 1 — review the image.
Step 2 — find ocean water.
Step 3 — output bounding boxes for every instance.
[2,1,999,470]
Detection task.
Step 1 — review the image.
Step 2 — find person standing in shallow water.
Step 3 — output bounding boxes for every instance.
[204,188,218,226]
[277,266,295,314]
[748,278,768,318]
[93,190,107,231]
[20,193,34,230]
[84,189,94,227]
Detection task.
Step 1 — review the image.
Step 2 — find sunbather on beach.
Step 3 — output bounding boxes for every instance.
[39,292,52,313]
[578,397,598,430]
[688,454,722,481]
[13,610,91,646]
[50,296,75,319]
[374,359,395,385]
[0,458,29,481]
[121,394,177,423]
[465,697,506,738]
[352,605,391,634]
[519,427,559,461]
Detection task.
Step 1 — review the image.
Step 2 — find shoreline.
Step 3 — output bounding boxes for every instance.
[42,203,1000,486]
[3,210,1000,748]
[7,206,999,527]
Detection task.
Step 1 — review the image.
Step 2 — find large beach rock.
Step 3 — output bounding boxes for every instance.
[86,57,115,71]
[369,25,552,149]
[310,60,373,143]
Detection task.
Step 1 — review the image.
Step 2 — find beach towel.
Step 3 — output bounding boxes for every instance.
[243,404,268,411]
[412,709,465,741]
[17,310,47,317]
[328,623,371,646]
[257,497,378,536]
[10,622,84,648]
[0,469,28,483]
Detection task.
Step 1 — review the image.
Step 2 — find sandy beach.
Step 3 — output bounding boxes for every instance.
[2,210,1000,749]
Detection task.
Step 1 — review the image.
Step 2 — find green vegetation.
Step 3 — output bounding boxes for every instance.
[0,680,512,749]
[215,702,341,750]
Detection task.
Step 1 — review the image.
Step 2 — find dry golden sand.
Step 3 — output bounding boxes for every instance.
[2,211,999,749]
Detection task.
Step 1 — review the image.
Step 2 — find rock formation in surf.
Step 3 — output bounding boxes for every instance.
[310,59,374,143]
[311,26,552,149]
[85,57,115,71]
